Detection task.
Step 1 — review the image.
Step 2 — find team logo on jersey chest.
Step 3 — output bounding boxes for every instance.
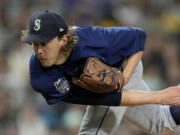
[54,76,70,94]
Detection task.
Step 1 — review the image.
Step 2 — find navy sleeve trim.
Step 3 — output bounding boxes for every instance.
[62,88,122,106]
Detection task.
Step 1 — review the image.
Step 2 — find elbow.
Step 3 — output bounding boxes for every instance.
[133,27,147,50]
[133,27,147,38]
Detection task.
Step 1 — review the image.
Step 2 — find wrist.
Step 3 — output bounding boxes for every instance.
[149,91,164,105]
[123,73,130,85]
[156,90,171,105]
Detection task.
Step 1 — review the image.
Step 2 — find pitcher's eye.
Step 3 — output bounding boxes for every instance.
[41,42,46,46]
[41,41,49,46]
[30,41,49,46]
[28,42,33,45]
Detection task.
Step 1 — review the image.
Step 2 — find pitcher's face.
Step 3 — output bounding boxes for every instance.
[32,36,68,67]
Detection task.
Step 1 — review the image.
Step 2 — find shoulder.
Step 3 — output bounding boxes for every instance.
[131,27,147,39]
[75,26,118,42]
[104,26,146,35]
[28,53,72,105]
[76,26,146,38]
[75,26,102,36]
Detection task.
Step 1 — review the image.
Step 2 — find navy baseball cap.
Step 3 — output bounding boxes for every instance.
[21,10,68,43]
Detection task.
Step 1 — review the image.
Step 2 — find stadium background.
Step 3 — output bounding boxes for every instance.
[0,0,180,135]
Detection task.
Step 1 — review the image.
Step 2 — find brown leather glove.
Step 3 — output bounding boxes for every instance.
[72,57,124,93]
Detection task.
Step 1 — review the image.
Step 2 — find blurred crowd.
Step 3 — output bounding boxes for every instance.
[0,0,179,135]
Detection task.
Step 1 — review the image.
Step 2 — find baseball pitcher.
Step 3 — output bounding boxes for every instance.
[21,10,180,135]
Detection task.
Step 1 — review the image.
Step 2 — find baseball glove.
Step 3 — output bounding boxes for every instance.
[72,57,124,93]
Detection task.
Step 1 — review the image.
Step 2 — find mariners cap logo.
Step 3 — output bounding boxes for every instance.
[34,19,41,31]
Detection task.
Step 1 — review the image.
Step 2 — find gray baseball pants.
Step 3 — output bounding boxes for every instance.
[78,61,177,135]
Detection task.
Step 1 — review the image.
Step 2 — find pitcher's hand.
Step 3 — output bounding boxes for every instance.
[160,85,180,106]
